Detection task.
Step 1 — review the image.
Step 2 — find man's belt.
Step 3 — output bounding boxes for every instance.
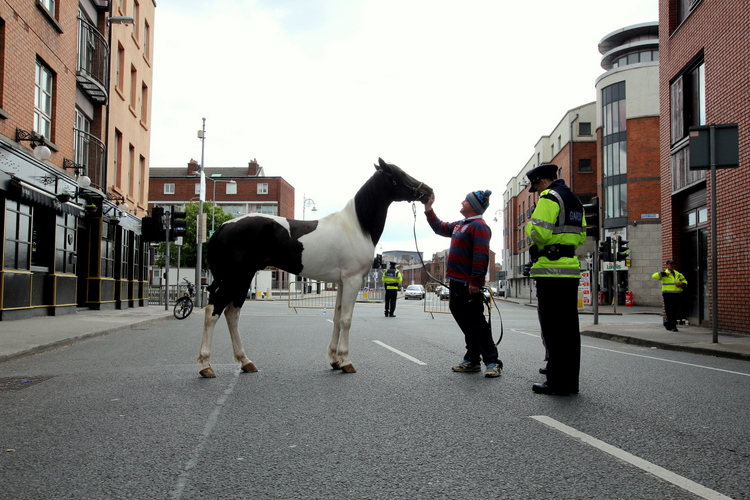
[536,244,576,261]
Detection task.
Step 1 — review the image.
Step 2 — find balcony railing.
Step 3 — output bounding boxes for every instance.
[74,128,107,191]
[77,16,109,105]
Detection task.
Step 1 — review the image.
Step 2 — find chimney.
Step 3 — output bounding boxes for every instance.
[248,158,259,176]
[187,159,200,175]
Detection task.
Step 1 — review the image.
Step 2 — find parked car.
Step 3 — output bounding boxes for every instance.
[436,285,450,300]
[404,284,426,300]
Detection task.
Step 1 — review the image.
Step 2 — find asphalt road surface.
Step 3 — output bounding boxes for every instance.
[1,299,748,499]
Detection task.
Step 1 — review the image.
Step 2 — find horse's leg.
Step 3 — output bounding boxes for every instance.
[327,287,344,369]
[225,302,257,373]
[198,304,221,378]
[329,279,361,373]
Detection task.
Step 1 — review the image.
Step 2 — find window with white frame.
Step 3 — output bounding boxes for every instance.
[164,183,175,195]
[257,183,268,194]
[226,182,237,195]
[34,61,54,139]
[40,0,55,15]
[195,183,201,195]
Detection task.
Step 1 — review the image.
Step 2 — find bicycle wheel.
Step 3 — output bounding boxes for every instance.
[173,297,193,319]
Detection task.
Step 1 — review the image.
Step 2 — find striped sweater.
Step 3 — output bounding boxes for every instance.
[426,210,491,287]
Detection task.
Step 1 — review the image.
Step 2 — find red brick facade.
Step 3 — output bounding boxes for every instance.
[659,0,750,333]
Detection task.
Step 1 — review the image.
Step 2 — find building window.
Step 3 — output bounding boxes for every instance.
[34,61,54,139]
[56,212,77,274]
[101,224,115,278]
[143,20,150,59]
[578,159,593,173]
[602,81,627,220]
[164,183,175,195]
[130,65,137,109]
[257,183,268,195]
[132,1,139,38]
[226,182,237,195]
[194,183,201,195]
[113,129,122,187]
[5,201,32,270]
[670,60,705,145]
[116,43,125,93]
[74,108,91,167]
[579,122,591,136]
[139,155,146,201]
[128,144,135,194]
[140,83,148,123]
[40,0,55,15]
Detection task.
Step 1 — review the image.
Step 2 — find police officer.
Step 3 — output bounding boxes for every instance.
[382,261,402,317]
[652,259,687,331]
[524,164,587,396]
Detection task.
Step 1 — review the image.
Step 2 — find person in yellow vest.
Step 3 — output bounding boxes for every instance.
[652,259,688,331]
[524,164,587,396]
[382,261,402,317]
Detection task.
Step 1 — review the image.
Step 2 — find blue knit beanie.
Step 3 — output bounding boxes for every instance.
[466,190,491,214]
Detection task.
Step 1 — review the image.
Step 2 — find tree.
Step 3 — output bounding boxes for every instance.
[153,202,234,268]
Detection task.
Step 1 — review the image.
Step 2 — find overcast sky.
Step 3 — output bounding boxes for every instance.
[150,0,658,261]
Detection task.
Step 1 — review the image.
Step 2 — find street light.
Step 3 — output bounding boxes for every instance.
[205,176,236,236]
[303,194,317,220]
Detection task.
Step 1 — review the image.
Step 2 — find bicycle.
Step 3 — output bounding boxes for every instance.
[173,278,196,320]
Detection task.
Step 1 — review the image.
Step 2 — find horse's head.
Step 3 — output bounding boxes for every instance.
[375,158,433,204]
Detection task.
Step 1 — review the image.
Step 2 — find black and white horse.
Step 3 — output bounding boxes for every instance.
[197,158,432,377]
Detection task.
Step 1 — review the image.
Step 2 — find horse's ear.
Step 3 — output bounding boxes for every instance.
[376,157,391,174]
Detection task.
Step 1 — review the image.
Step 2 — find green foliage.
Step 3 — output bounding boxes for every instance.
[153,202,235,268]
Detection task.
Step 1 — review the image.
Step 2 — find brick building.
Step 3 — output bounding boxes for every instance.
[148,158,295,287]
[503,22,661,305]
[0,0,155,320]
[658,0,750,332]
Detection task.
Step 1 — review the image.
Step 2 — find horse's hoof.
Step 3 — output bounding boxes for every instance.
[330,362,341,370]
[341,364,357,374]
[241,362,258,373]
[199,367,216,378]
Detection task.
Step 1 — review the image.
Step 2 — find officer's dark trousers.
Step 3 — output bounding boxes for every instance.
[449,280,501,367]
[535,277,580,391]
[662,293,682,330]
[384,289,398,316]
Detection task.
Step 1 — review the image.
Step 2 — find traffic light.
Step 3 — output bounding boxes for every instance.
[372,254,382,270]
[140,206,165,241]
[599,236,612,262]
[170,206,187,240]
[616,238,630,262]
[582,196,600,239]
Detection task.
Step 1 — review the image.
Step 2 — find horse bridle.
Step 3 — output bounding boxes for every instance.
[381,169,429,201]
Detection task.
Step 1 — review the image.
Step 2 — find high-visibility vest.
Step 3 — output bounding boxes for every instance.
[652,269,687,293]
[382,268,402,290]
[524,180,586,278]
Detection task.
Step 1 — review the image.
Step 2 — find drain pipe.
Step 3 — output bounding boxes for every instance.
[569,113,579,193]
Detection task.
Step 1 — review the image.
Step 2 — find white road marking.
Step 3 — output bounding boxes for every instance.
[373,340,427,365]
[513,329,750,377]
[171,370,241,499]
[531,416,733,500]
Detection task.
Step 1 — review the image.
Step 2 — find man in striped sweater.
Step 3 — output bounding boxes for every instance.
[424,190,502,378]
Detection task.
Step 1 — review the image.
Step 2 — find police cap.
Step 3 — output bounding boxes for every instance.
[526,164,558,192]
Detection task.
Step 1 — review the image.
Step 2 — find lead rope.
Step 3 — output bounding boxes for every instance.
[411,203,504,346]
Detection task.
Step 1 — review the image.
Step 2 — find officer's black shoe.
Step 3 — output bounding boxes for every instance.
[539,367,548,375]
[532,383,574,396]
[390,314,396,317]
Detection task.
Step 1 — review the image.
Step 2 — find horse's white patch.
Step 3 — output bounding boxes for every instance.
[223,213,291,235]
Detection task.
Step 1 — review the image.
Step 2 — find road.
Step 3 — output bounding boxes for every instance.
[1,299,749,499]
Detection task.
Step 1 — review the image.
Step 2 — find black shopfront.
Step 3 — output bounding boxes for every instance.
[0,143,149,321]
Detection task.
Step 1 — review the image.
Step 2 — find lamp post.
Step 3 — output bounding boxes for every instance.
[303,194,317,220]
[195,118,206,308]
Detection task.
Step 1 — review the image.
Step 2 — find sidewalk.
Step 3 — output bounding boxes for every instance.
[500,296,750,361]
[1,299,749,364]
[0,306,174,363]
